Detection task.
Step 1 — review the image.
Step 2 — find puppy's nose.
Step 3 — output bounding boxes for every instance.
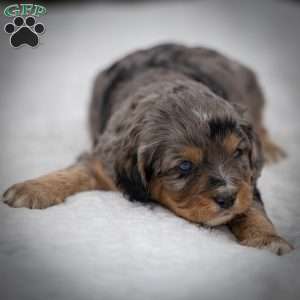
[214,192,236,209]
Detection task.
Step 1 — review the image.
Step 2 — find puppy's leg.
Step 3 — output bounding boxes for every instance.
[228,197,293,255]
[2,156,116,209]
[258,127,286,164]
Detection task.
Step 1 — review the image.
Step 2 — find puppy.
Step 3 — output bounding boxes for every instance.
[3,43,293,255]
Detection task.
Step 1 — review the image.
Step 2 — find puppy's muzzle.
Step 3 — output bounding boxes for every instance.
[214,191,237,209]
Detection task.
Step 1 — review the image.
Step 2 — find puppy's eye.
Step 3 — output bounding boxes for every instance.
[178,160,193,174]
[233,148,244,159]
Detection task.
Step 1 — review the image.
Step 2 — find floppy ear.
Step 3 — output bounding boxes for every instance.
[137,145,156,187]
[241,123,264,181]
[233,104,262,177]
[115,143,156,203]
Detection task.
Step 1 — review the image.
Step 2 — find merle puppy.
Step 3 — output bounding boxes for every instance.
[3,44,293,255]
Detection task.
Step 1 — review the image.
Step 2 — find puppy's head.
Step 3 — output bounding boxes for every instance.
[116,84,263,226]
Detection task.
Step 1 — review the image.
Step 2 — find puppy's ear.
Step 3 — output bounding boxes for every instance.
[241,123,264,181]
[137,145,156,187]
[115,144,156,203]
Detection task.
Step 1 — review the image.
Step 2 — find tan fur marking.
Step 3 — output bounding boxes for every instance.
[223,133,241,154]
[180,146,203,163]
[229,207,275,241]
[234,181,252,214]
[87,159,117,191]
[227,206,293,255]
[150,178,252,225]
[151,179,219,224]
[3,159,116,209]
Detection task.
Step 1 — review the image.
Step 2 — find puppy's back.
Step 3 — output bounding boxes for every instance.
[89,43,264,144]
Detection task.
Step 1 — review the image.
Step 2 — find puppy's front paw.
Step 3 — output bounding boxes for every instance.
[3,179,63,209]
[241,234,293,255]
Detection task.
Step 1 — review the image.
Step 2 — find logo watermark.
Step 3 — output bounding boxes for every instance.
[3,4,47,48]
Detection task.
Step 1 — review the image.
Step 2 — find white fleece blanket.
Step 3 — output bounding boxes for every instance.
[0,1,299,300]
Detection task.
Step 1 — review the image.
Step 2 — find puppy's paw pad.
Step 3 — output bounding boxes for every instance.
[3,181,55,209]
